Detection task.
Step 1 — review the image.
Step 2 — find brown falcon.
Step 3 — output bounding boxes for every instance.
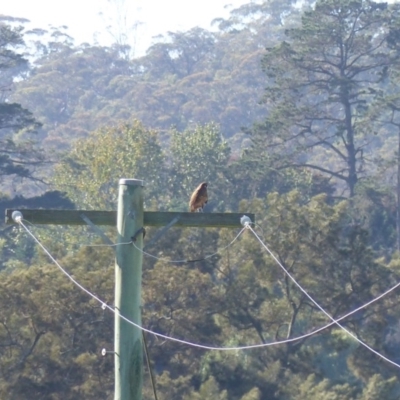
[189,182,208,212]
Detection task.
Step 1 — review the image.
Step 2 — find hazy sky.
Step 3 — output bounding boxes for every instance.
[2,0,249,56]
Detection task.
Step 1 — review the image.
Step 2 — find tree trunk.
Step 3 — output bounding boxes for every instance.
[342,80,358,197]
[397,128,400,252]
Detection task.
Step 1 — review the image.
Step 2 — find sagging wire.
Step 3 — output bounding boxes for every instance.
[131,227,246,264]
[10,211,400,365]
[244,220,400,368]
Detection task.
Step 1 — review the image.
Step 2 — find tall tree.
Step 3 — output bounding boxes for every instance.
[53,120,165,209]
[168,123,231,210]
[251,0,397,196]
[0,22,41,186]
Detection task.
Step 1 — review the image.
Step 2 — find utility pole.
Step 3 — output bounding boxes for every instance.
[115,179,144,400]
[5,179,254,400]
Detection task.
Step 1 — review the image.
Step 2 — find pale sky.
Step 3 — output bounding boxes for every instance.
[2,0,249,56]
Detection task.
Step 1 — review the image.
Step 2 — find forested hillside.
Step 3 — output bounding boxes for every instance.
[2,0,400,398]
[10,3,282,151]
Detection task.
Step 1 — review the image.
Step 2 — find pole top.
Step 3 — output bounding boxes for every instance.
[119,179,145,186]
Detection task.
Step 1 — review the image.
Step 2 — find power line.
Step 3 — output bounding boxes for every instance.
[12,217,400,364]
[21,218,245,260]
[132,227,246,264]
[15,218,334,350]
[20,219,132,247]
[247,224,400,368]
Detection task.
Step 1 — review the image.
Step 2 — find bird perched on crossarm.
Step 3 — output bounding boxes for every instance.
[189,182,208,212]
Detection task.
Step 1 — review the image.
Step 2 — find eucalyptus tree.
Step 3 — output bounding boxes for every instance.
[53,120,165,209]
[0,22,41,185]
[251,0,399,196]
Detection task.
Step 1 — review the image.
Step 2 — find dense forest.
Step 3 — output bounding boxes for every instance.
[3,0,400,398]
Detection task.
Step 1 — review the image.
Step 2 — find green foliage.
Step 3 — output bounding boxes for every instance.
[250,0,398,196]
[3,186,400,398]
[240,387,262,400]
[0,23,42,189]
[183,376,228,400]
[359,374,400,399]
[53,120,165,209]
[281,373,356,399]
[0,23,27,79]
[170,123,230,187]
[0,246,115,399]
[4,1,400,398]
[169,123,231,210]
[9,0,294,156]
[53,120,240,213]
